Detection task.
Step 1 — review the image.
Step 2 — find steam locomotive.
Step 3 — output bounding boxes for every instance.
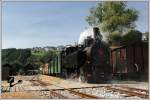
[48,27,112,83]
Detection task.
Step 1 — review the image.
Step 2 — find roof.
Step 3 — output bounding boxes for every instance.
[110,41,148,51]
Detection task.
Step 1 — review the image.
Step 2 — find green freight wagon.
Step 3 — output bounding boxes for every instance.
[49,52,61,76]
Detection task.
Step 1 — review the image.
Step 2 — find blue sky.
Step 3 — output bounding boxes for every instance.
[2,1,149,49]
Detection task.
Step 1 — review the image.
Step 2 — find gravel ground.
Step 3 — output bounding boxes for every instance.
[54,90,82,99]
[73,87,142,99]
[1,75,149,99]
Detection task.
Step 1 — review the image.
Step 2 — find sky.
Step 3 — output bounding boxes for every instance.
[2,1,149,49]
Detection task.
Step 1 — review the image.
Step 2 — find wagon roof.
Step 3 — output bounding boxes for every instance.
[110,41,148,51]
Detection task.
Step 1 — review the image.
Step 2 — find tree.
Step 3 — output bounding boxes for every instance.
[26,49,59,71]
[86,1,138,43]
[2,49,32,75]
[2,49,31,66]
[121,30,142,45]
[108,32,122,46]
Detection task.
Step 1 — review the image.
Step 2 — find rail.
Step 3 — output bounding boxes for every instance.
[115,85,148,94]
[105,86,148,99]
[30,80,102,99]
[66,88,102,99]
[50,91,69,99]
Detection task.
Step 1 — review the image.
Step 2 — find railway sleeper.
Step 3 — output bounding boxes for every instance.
[114,85,148,94]
[50,91,69,99]
[105,86,148,99]
[66,88,103,99]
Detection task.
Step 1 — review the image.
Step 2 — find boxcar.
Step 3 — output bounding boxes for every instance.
[111,41,148,80]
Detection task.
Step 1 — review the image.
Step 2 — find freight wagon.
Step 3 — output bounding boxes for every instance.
[111,41,148,80]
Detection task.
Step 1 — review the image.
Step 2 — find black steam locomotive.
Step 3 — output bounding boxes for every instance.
[59,27,112,83]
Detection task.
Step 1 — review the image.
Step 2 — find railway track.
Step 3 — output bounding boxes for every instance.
[109,85,149,99]
[30,79,149,99]
[29,79,101,99]
[115,85,148,94]
[106,87,148,99]
[71,85,149,99]
[2,75,149,99]
[55,89,101,99]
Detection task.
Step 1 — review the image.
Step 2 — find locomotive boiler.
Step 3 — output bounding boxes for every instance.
[60,27,112,83]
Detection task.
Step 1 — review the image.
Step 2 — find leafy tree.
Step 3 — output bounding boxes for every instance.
[27,49,58,68]
[40,50,56,63]
[2,49,31,66]
[12,62,23,75]
[108,32,122,46]
[2,49,31,75]
[18,49,31,65]
[121,30,142,45]
[2,48,59,75]
[86,1,138,43]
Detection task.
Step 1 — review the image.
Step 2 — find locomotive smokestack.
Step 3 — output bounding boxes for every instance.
[93,27,102,41]
[93,27,100,35]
